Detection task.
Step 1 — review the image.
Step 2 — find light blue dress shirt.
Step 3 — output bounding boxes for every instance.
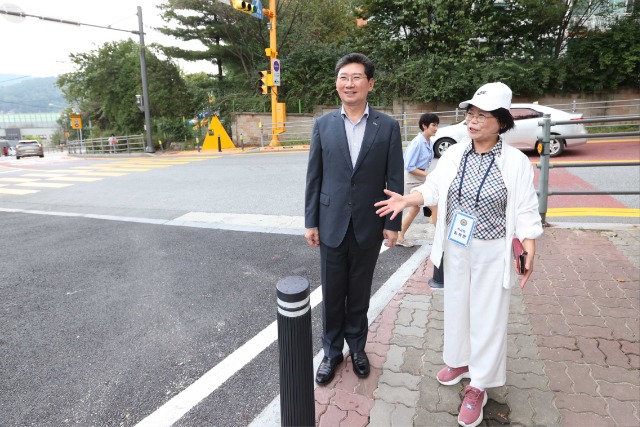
[341,104,370,168]
[404,132,434,172]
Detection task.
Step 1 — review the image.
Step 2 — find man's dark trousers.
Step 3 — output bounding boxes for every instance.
[320,220,381,359]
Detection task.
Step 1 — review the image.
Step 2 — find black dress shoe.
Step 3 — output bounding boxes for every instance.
[315,354,344,385]
[350,351,370,378]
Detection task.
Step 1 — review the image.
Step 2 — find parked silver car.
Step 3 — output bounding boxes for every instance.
[433,103,588,157]
[15,140,44,159]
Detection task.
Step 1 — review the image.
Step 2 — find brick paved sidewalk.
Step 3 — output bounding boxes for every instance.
[314,226,639,427]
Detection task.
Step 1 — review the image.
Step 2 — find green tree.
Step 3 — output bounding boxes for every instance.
[57,40,192,136]
[559,14,640,92]
[155,0,356,107]
[351,0,635,102]
[352,0,508,103]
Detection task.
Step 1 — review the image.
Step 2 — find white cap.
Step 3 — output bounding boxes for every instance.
[459,82,512,111]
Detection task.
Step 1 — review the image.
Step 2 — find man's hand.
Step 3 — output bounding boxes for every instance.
[305,227,320,248]
[383,229,398,247]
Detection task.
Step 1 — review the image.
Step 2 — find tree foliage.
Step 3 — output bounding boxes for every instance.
[54,0,638,138]
[57,39,193,136]
[349,0,639,104]
[559,14,640,92]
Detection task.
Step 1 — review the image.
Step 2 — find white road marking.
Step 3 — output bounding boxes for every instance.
[0,207,426,426]
[0,188,39,195]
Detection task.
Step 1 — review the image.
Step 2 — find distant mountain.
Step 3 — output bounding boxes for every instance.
[0,75,66,113]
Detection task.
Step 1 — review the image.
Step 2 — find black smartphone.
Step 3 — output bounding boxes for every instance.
[518,252,527,274]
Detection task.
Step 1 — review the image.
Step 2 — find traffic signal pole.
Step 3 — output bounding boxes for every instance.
[231,0,285,147]
[263,1,281,146]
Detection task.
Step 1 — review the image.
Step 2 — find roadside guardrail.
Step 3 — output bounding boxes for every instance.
[536,114,640,223]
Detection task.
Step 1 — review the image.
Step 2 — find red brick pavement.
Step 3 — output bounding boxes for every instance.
[313,227,639,426]
[523,227,639,427]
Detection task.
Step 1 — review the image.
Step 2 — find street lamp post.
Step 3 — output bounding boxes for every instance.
[0,6,155,153]
[137,6,154,153]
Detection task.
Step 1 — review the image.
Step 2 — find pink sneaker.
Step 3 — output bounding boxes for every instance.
[458,385,487,427]
[436,365,470,385]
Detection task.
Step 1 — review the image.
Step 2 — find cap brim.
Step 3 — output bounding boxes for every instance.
[459,100,471,109]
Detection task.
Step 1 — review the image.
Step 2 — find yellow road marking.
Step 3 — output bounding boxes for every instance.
[22,173,69,178]
[46,177,103,182]
[17,182,74,188]
[128,161,192,164]
[155,156,218,160]
[0,188,39,195]
[82,167,151,172]
[587,139,640,144]
[101,163,169,168]
[0,177,39,182]
[531,159,640,166]
[546,207,640,217]
[168,157,214,161]
[71,172,128,177]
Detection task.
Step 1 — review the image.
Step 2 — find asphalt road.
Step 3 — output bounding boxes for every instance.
[0,151,418,426]
[0,142,637,426]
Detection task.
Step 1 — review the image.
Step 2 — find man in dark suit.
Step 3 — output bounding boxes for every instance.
[305,53,404,385]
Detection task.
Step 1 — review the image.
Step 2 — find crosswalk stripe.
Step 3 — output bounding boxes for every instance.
[46,177,103,182]
[77,167,151,172]
[22,173,70,178]
[0,188,39,195]
[0,177,39,183]
[71,172,128,177]
[100,163,169,169]
[17,182,74,188]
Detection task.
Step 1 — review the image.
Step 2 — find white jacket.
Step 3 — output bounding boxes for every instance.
[414,137,543,289]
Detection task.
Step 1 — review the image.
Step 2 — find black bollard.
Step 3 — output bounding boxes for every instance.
[428,256,444,288]
[217,135,222,152]
[276,276,315,427]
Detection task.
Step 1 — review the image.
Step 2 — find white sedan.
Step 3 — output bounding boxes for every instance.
[433,103,588,157]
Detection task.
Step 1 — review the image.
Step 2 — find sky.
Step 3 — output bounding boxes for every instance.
[0,1,216,79]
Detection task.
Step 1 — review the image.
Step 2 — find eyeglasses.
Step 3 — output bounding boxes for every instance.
[465,112,494,123]
[337,74,366,84]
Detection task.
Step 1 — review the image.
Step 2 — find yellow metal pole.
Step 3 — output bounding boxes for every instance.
[266,1,280,146]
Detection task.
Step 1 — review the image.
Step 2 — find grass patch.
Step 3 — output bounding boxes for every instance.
[587,125,639,133]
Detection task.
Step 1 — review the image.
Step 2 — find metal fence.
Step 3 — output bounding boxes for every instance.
[66,135,146,155]
[536,114,640,223]
[258,98,640,147]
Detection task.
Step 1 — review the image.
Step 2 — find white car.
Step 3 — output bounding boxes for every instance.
[433,103,588,157]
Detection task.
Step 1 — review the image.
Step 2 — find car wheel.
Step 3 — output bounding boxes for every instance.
[16,156,20,160]
[434,137,456,158]
[39,154,44,158]
[536,136,565,157]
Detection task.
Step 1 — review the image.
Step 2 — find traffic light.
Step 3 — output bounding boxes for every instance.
[135,94,144,112]
[231,0,256,14]
[258,70,272,95]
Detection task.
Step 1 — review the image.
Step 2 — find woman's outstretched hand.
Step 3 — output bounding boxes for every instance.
[374,189,406,220]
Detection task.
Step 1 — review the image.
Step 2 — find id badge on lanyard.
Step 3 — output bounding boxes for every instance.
[446,150,494,248]
[447,210,477,247]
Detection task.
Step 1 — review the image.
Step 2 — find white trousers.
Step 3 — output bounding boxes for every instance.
[443,237,511,389]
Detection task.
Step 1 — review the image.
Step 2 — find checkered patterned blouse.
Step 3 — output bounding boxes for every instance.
[445,139,508,240]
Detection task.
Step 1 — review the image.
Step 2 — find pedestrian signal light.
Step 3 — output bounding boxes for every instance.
[258,70,272,95]
[232,0,256,14]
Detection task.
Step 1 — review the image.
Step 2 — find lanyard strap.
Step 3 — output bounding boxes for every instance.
[457,151,496,209]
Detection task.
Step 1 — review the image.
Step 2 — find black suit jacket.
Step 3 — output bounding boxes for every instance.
[305,107,404,249]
